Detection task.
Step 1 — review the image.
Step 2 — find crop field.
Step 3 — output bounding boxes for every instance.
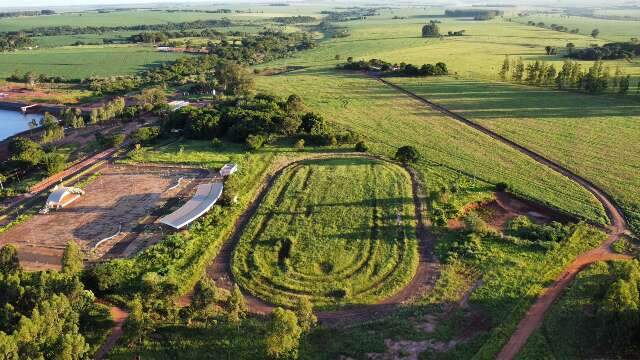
[232,157,418,307]
[513,14,640,42]
[389,76,640,233]
[256,69,606,223]
[261,14,640,81]
[0,45,188,79]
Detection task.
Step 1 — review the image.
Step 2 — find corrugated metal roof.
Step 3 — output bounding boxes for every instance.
[159,182,223,229]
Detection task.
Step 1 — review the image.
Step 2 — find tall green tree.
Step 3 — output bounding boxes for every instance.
[294,297,317,333]
[61,241,83,276]
[0,245,21,275]
[265,307,302,359]
[226,284,247,324]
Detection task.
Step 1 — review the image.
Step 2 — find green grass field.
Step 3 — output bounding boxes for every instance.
[232,157,418,307]
[256,69,606,223]
[0,45,189,79]
[513,14,640,42]
[389,76,640,234]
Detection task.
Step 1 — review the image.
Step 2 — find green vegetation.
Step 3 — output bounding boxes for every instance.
[233,157,418,307]
[0,244,112,358]
[256,69,606,223]
[518,260,640,359]
[389,76,639,233]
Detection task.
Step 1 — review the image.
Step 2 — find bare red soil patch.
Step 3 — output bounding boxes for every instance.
[0,164,207,270]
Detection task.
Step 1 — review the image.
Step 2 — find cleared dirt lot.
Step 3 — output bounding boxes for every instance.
[0,164,207,270]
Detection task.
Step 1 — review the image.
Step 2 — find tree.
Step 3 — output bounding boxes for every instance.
[619,75,631,95]
[192,276,217,312]
[591,28,600,38]
[0,245,21,275]
[512,57,525,82]
[226,284,247,324]
[40,113,64,143]
[124,295,150,347]
[300,112,326,134]
[421,21,440,37]
[41,151,68,175]
[9,137,44,166]
[566,42,575,55]
[61,241,83,276]
[294,297,317,333]
[395,146,420,163]
[136,87,166,108]
[285,94,305,113]
[215,61,255,96]
[354,141,368,152]
[265,308,302,359]
[294,139,305,151]
[499,56,510,81]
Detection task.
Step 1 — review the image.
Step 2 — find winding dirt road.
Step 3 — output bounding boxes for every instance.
[374,76,631,359]
[205,153,440,326]
[94,304,129,360]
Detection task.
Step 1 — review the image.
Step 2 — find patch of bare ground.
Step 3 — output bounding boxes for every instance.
[0,164,208,270]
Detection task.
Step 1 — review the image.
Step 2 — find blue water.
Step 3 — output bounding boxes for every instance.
[0,109,43,141]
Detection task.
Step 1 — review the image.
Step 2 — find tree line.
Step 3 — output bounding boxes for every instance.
[86,31,314,95]
[0,242,109,359]
[445,9,503,20]
[338,58,448,77]
[271,16,317,24]
[568,42,639,61]
[0,9,54,18]
[4,18,234,37]
[0,33,35,52]
[499,56,636,95]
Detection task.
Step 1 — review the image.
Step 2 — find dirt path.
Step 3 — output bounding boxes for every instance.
[374,76,631,359]
[94,304,129,360]
[204,153,440,326]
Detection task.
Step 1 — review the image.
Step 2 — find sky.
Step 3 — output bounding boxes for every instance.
[1,0,638,9]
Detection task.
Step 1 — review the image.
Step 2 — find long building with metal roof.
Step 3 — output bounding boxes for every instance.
[159,182,223,230]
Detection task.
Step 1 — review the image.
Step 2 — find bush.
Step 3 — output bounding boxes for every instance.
[132,126,161,145]
[354,141,368,152]
[294,139,305,151]
[210,138,223,148]
[495,182,509,192]
[395,145,420,163]
[245,134,265,151]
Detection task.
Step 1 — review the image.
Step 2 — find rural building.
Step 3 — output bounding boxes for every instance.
[45,185,85,209]
[220,163,238,177]
[159,182,223,229]
[168,100,189,111]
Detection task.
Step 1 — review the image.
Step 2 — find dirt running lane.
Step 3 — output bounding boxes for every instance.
[374,76,631,359]
[204,154,440,326]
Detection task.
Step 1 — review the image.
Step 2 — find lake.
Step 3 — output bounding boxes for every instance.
[0,109,43,141]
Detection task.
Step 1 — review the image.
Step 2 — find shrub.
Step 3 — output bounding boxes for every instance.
[210,138,223,148]
[294,139,305,151]
[395,145,420,163]
[495,182,509,192]
[131,126,161,145]
[245,134,265,150]
[354,141,368,152]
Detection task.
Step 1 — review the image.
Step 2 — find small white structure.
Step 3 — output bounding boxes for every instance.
[220,163,238,177]
[45,185,85,210]
[168,100,189,111]
[159,182,223,230]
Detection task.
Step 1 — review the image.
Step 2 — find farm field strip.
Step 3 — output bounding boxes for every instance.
[256,69,606,222]
[232,157,419,307]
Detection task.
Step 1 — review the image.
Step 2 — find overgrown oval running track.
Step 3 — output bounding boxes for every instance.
[231,157,419,308]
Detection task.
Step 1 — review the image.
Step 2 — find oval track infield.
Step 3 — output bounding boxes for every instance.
[231,157,419,308]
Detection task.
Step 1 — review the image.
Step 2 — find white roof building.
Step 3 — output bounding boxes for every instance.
[168,100,189,111]
[159,182,223,229]
[220,163,238,177]
[46,186,85,209]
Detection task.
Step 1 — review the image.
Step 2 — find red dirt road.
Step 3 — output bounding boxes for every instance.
[94,304,129,360]
[204,154,440,325]
[375,76,631,359]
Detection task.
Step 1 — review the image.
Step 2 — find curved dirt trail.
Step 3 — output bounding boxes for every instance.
[94,304,129,360]
[374,77,631,359]
[205,153,439,326]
